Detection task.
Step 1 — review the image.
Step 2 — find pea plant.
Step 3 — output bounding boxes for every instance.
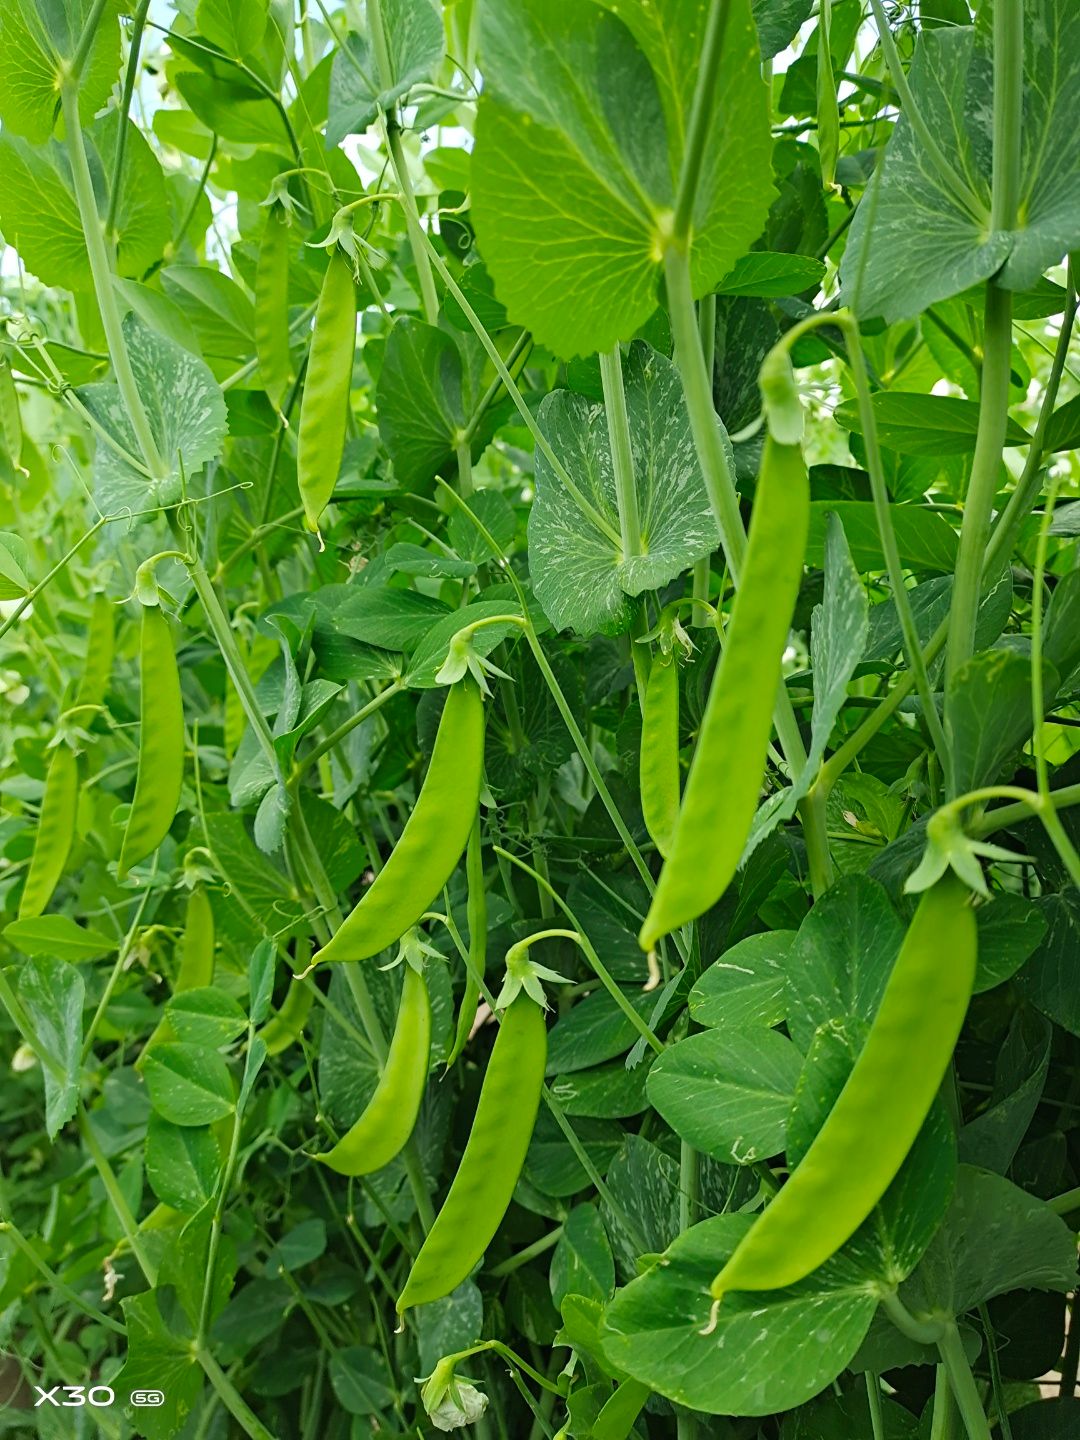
[2,0,1080,1436]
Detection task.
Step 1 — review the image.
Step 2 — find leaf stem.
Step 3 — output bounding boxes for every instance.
[105,0,152,242]
[672,0,732,244]
[938,1320,992,1440]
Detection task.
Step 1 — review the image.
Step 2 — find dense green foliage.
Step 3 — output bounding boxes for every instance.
[0,1,1079,1437]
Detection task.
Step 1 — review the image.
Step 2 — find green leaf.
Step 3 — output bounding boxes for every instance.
[166,987,248,1048]
[551,1205,616,1307]
[265,1218,327,1274]
[472,0,773,357]
[385,542,477,580]
[600,1214,878,1415]
[549,1060,650,1119]
[529,342,720,635]
[715,250,826,298]
[1018,894,1080,1036]
[78,314,228,513]
[807,501,958,573]
[145,1113,223,1213]
[329,1346,395,1416]
[0,0,120,143]
[117,1292,204,1440]
[414,1280,484,1376]
[406,600,522,688]
[376,319,477,488]
[0,532,30,598]
[326,0,444,146]
[1045,393,1080,453]
[142,1042,236,1126]
[843,5,1080,319]
[947,648,1052,795]
[796,514,868,799]
[959,1009,1050,1174]
[835,392,1031,455]
[160,265,257,361]
[690,932,798,1030]
[1008,1400,1080,1437]
[975,894,1047,994]
[784,875,904,1052]
[17,955,83,1139]
[196,0,269,57]
[3,915,115,961]
[900,1167,1076,1317]
[752,0,815,61]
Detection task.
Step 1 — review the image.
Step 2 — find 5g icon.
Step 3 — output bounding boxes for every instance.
[131,1390,166,1407]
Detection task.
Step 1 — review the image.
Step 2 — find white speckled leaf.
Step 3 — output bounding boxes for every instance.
[528,341,721,635]
[326,0,443,146]
[78,314,228,515]
[843,1,1080,320]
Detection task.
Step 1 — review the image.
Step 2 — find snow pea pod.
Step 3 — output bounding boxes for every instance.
[0,359,22,465]
[175,887,214,993]
[639,650,679,859]
[297,246,356,533]
[447,813,487,1067]
[314,962,431,1175]
[397,994,547,1314]
[75,595,115,710]
[639,437,809,951]
[260,977,314,1056]
[255,202,292,414]
[710,876,976,1299]
[19,745,78,919]
[314,678,485,965]
[117,605,184,880]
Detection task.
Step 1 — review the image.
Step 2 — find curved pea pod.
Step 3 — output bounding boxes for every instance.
[639,651,679,859]
[0,359,22,465]
[314,679,485,965]
[447,813,487,1067]
[710,876,977,1299]
[75,595,116,710]
[639,438,809,951]
[397,994,547,1314]
[255,204,293,414]
[259,977,314,1056]
[314,964,432,1175]
[175,887,215,993]
[117,605,185,880]
[297,246,356,532]
[19,745,78,919]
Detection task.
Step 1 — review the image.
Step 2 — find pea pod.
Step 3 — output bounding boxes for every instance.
[75,595,115,710]
[639,437,809,951]
[639,650,679,859]
[297,246,356,532]
[314,963,431,1175]
[19,745,78,919]
[447,813,487,1067]
[118,605,185,880]
[259,977,314,1056]
[314,679,485,965]
[175,887,215,993]
[0,359,22,466]
[255,203,293,414]
[397,994,547,1314]
[710,876,976,1299]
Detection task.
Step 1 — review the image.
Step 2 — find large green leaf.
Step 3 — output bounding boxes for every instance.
[690,931,798,1031]
[472,0,773,356]
[0,0,120,143]
[834,392,1031,455]
[806,501,958,573]
[326,0,444,145]
[947,648,1054,795]
[376,319,481,488]
[843,2,1080,320]
[17,955,83,1139]
[529,342,720,634]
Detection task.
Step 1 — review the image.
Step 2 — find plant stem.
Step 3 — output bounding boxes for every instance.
[866,1373,886,1440]
[300,679,404,772]
[197,1350,276,1440]
[78,1107,157,1285]
[1031,479,1059,799]
[599,347,641,562]
[106,0,152,242]
[977,1304,1014,1440]
[61,84,165,479]
[673,0,732,244]
[938,1320,992,1440]
[930,1366,958,1440]
[881,1290,944,1345]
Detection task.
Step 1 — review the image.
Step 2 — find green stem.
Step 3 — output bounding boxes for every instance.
[930,1367,958,1440]
[384,121,440,324]
[105,0,152,242]
[197,1350,276,1440]
[866,1373,886,1440]
[672,0,731,243]
[977,1304,1013,1440]
[937,1320,992,1440]
[599,347,641,562]
[881,1290,944,1345]
[79,1107,157,1285]
[61,83,166,479]
[488,1227,564,1278]
[455,438,473,498]
[0,1215,125,1334]
[990,1,1024,235]
[1031,479,1058,799]
[70,0,112,82]
[300,679,403,772]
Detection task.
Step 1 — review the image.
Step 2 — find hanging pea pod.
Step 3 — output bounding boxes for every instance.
[297,245,357,533]
[75,595,116,710]
[255,201,293,415]
[397,994,547,1314]
[259,976,314,1057]
[0,359,23,468]
[639,437,809,951]
[314,957,432,1176]
[313,678,485,965]
[447,813,487,1067]
[19,744,78,919]
[175,886,215,993]
[639,649,680,859]
[709,876,976,1300]
[118,604,185,880]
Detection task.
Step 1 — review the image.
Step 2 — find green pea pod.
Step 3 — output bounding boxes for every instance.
[297,246,356,532]
[710,876,976,1299]
[397,994,547,1314]
[19,745,78,919]
[175,887,215,992]
[75,595,115,709]
[314,679,485,965]
[447,813,487,1067]
[639,651,679,859]
[639,438,809,951]
[0,359,22,465]
[118,605,185,880]
[255,204,293,413]
[259,977,314,1056]
[314,964,432,1175]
